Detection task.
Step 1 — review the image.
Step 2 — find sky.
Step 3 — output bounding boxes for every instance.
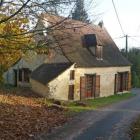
[91,0,140,49]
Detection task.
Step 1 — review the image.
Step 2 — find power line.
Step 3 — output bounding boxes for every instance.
[112,0,125,36]
[114,35,140,40]
[130,37,140,46]
[114,36,125,39]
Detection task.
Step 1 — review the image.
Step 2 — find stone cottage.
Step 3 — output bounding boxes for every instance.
[30,14,131,101]
[3,51,48,87]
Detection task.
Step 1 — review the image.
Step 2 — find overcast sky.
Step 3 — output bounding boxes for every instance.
[92,0,140,49]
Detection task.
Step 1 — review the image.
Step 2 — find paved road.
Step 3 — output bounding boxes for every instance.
[37,89,140,140]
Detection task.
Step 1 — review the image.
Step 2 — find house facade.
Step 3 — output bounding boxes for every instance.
[30,14,131,101]
[31,64,131,101]
[3,52,48,87]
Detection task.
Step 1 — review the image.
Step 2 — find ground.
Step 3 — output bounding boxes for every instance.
[38,89,140,140]
[131,112,140,140]
[0,87,69,140]
[0,86,138,140]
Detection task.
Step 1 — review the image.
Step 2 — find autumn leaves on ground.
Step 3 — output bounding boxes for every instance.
[0,88,68,140]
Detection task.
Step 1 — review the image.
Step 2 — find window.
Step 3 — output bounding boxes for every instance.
[80,74,100,99]
[18,68,31,83]
[19,69,22,82]
[70,70,75,80]
[23,68,31,82]
[114,72,131,93]
[83,34,97,48]
[96,45,103,60]
[68,70,75,100]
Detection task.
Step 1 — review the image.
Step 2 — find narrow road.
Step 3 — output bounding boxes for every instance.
[37,89,140,140]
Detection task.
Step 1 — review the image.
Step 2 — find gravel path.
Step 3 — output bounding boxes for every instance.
[37,89,140,140]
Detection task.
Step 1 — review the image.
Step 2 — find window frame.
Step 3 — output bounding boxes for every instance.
[96,45,103,60]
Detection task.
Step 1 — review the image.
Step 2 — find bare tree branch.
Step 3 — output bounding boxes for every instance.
[0,0,31,24]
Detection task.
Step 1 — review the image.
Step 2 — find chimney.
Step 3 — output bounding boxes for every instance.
[98,21,104,28]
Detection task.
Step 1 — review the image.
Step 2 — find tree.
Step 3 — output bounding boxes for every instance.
[132,71,140,88]
[0,0,76,84]
[72,0,90,23]
[0,0,74,26]
[0,0,77,51]
[0,13,32,82]
[121,48,140,87]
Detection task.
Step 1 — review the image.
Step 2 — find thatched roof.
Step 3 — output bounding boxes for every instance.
[39,13,131,67]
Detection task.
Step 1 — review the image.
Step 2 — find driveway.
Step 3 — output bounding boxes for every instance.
[37,89,140,140]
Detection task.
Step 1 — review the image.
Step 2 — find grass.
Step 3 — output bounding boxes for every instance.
[64,93,134,113]
[131,117,140,140]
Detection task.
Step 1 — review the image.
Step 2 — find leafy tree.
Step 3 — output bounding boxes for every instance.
[121,48,140,87]
[0,12,33,83]
[0,15,32,66]
[72,0,90,23]
[132,71,140,88]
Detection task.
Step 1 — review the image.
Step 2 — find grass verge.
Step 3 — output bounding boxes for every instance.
[64,93,134,114]
[131,117,140,140]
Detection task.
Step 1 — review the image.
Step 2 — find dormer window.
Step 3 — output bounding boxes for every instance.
[83,34,97,48]
[96,45,103,60]
[82,34,103,60]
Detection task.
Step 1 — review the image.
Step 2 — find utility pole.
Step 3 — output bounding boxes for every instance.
[125,35,128,58]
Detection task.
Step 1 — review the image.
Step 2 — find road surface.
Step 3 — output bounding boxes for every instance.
[37,89,140,140]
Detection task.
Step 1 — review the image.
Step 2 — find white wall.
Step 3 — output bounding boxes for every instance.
[74,66,131,100]
[48,64,75,100]
[31,65,131,101]
[30,64,75,100]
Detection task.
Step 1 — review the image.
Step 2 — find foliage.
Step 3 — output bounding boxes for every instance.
[0,0,74,66]
[121,48,140,87]
[72,0,90,23]
[0,65,5,84]
[132,71,140,88]
[0,11,33,83]
[0,88,68,139]
[131,116,140,140]
[0,0,75,28]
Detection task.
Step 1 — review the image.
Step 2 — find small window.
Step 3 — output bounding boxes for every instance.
[19,69,22,82]
[18,68,31,83]
[83,34,97,48]
[23,68,31,82]
[70,70,75,80]
[96,45,103,60]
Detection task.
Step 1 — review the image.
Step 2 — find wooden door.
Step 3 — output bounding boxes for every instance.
[86,75,93,98]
